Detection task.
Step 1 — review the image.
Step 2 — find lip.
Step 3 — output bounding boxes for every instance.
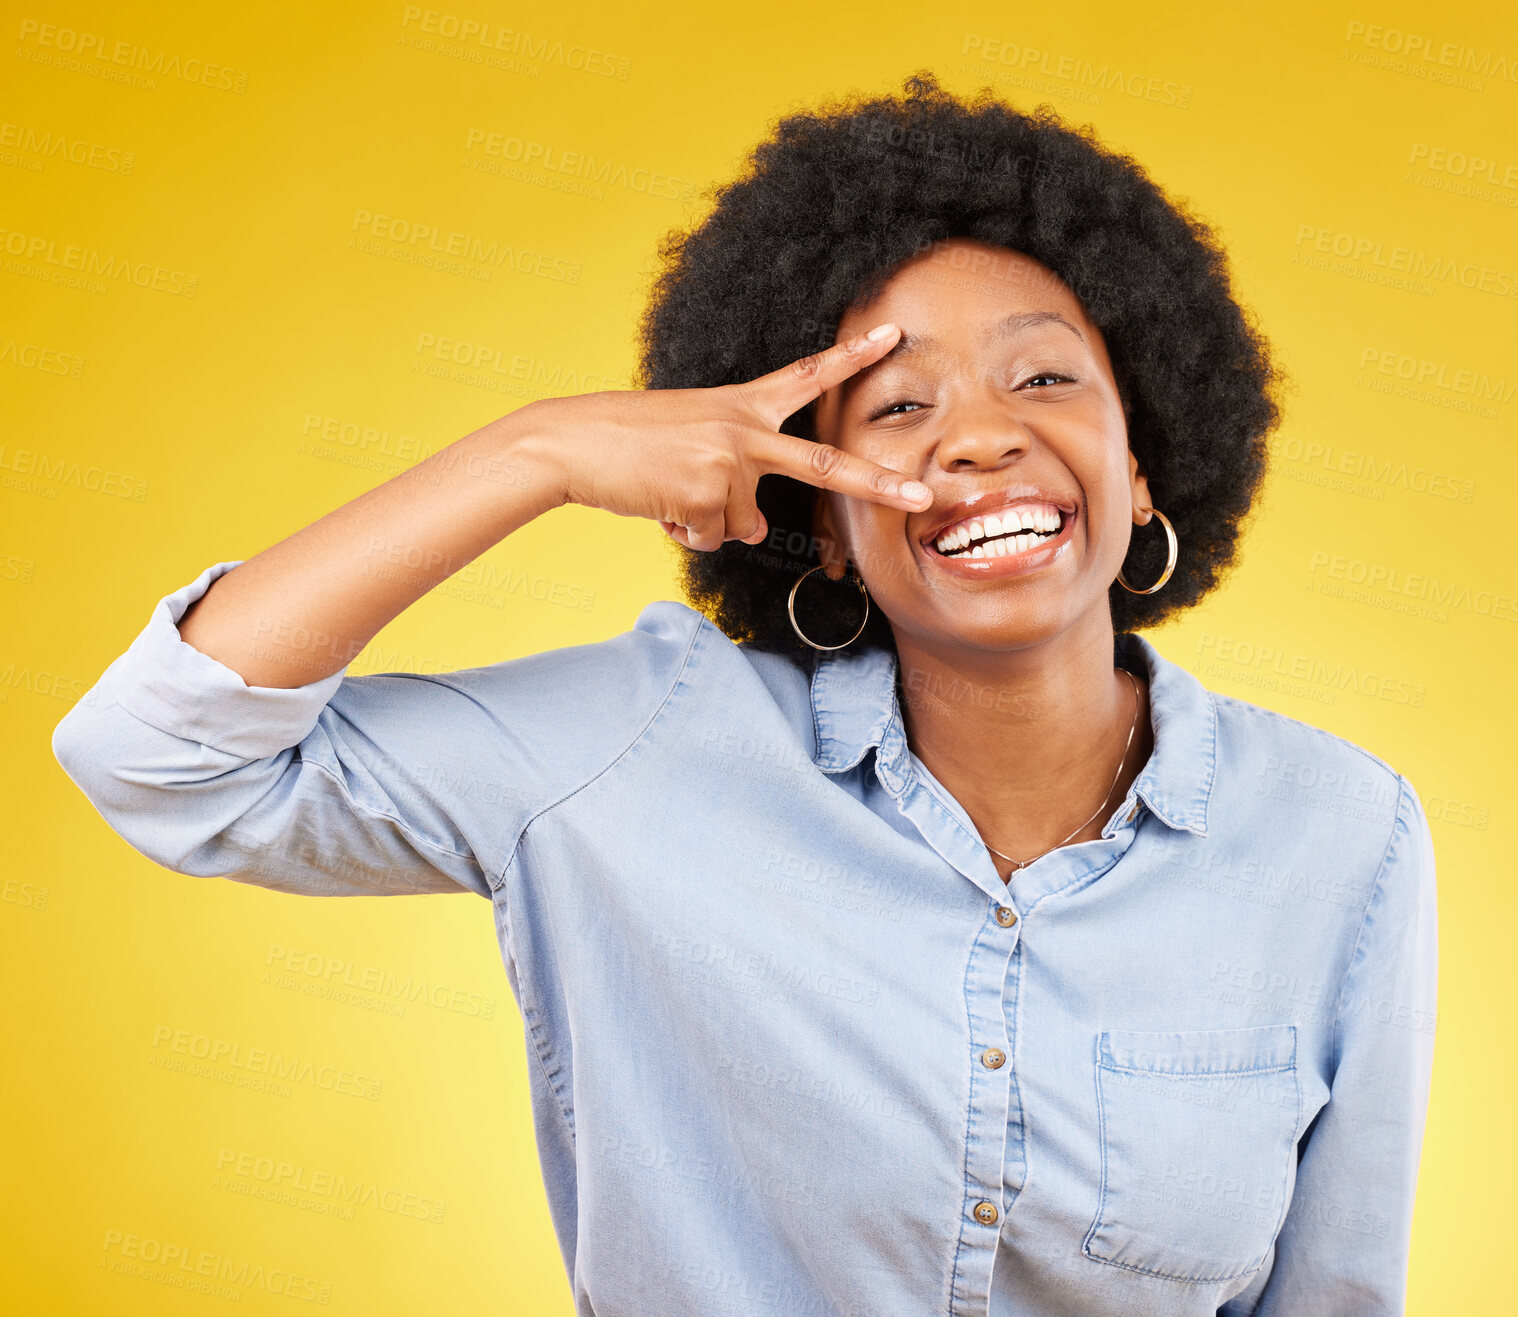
[919,485,1079,546]
[917,487,1079,580]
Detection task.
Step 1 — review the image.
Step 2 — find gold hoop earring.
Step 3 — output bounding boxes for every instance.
[788,564,870,651]
[1117,508,1178,595]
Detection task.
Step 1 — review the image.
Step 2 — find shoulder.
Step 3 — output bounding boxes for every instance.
[1208,683,1403,782]
[416,597,708,712]
[322,601,708,794]
[1192,685,1442,942]
[390,599,815,757]
[1204,682,1420,845]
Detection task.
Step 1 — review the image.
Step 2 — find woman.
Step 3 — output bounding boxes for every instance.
[53,74,1437,1316]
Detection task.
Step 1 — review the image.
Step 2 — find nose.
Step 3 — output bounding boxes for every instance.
[931,392,1033,473]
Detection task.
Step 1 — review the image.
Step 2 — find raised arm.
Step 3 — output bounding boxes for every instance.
[173,414,566,688]
[53,323,928,897]
[175,320,929,689]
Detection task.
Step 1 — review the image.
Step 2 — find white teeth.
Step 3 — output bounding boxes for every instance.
[933,502,1065,556]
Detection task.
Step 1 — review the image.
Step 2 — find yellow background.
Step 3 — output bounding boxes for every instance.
[4,0,1512,1311]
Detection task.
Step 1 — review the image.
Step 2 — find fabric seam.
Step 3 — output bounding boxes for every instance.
[1327,773,1410,1075]
[490,606,705,893]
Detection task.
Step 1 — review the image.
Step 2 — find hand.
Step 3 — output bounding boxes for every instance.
[520,323,931,552]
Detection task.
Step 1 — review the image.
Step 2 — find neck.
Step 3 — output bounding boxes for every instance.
[891,607,1153,868]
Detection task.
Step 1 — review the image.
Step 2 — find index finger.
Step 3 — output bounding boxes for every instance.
[747,428,933,511]
[743,322,904,432]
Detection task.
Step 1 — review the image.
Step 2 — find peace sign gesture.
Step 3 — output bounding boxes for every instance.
[524,323,932,552]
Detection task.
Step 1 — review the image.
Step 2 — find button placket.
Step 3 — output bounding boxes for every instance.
[875,753,1021,1312]
[948,907,1020,1314]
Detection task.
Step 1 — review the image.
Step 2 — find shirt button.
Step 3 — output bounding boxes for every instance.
[972,1200,999,1225]
[994,906,1017,927]
[981,1048,1006,1069]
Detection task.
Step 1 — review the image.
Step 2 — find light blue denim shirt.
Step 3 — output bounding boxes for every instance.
[52,560,1438,1317]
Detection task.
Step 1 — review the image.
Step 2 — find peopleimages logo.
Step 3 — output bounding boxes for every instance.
[264,944,498,1019]
[99,1229,332,1303]
[1408,143,1518,190]
[960,34,1192,107]
[1293,224,1518,299]
[398,7,632,78]
[1196,633,1426,707]
[1341,19,1518,84]
[14,19,250,92]
[1358,346,1518,400]
[214,1147,448,1224]
[0,226,198,296]
[348,210,582,284]
[1307,551,1518,623]
[1276,434,1475,504]
[463,129,695,201]
[148,1025,384,1100]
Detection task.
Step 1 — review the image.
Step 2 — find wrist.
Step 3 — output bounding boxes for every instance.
[488,399,572,515]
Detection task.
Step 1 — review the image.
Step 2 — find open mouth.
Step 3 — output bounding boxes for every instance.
[925,504,1072,561]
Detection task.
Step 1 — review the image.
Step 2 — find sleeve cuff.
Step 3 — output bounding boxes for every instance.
[96,559,350,761]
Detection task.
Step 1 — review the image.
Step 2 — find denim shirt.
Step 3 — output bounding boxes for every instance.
[52,560,1438,1317]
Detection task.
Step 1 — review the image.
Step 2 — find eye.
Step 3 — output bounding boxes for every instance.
[1020,372,1075,389]
[868,400,926,421]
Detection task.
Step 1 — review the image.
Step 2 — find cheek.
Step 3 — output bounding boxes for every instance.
[1084,493,1138,566]
[844,505,912,581]
[1075,431,1137,517]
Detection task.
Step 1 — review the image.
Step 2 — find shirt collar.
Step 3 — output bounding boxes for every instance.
[809,632,1215,837]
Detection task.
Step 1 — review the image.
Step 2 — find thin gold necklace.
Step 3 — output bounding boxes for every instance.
[981,667,1141,874]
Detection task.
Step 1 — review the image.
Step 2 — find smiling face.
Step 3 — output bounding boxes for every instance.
[810,237,1152,656]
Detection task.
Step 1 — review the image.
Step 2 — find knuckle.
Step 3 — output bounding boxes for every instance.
[807,443,844,482]
[695,448,739,491]
[789,352,824,383]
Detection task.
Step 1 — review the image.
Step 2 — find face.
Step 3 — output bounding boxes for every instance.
[810,237,1152,654]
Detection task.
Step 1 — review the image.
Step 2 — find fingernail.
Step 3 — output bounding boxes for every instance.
[899,480,930,503]
[866,323,896,342]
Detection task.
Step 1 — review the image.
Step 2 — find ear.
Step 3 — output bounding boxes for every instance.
[1129,450,1154,526]
[810,489,851,581]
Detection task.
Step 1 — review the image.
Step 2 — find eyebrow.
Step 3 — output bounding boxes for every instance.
[886,309,1086,361]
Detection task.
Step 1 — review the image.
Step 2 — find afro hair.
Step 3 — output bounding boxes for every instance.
[636,71,1286,659]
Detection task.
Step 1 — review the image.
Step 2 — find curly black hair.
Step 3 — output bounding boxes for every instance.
[635,71,1286,660]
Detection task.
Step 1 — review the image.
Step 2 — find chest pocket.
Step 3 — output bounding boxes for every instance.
[1083,1023,1300,1284]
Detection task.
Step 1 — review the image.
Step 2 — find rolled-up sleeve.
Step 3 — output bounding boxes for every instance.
[51,560,702,900]
[1239,774,1439,1315]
